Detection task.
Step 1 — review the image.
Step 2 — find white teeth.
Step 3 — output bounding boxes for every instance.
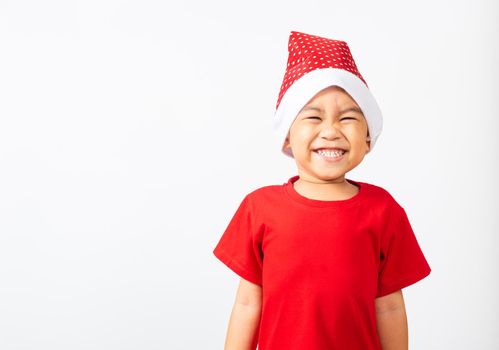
[316,149,345,157]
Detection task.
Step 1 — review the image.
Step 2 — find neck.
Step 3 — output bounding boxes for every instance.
[293,175,358,201]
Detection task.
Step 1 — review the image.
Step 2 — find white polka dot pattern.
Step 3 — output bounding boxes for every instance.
[276,31,368,110]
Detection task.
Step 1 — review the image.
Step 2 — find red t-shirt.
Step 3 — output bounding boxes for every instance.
[213,175,431,349]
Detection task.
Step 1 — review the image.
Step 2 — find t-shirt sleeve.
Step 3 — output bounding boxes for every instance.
[376,203,431,298]
[213,194,264,286]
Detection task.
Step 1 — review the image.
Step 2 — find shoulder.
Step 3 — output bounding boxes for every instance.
[354,181,413,233]
[236,181,288,214]
[244,182,284,204]
[226,183,285,226]
[355,180,404,211]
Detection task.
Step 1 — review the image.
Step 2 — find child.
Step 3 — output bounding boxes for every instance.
[213,30,431,350]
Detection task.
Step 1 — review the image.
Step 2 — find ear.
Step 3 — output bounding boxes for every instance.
[283,133,291,150]
[284,136,294,157]
[365,135,371,154]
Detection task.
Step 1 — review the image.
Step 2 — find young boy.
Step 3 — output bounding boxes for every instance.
[213,30,431,350]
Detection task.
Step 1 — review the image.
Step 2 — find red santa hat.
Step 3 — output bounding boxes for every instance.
[273,31,383,158]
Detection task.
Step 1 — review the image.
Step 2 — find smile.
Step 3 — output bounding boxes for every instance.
[314,149,346,161]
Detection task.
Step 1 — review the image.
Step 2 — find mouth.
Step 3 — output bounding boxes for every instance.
[313,148,347,161]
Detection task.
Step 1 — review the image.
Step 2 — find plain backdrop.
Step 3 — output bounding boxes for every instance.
[0,0,498,349]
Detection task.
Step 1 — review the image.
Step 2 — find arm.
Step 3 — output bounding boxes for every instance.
[375,289,408,350]
[224,278,263,350]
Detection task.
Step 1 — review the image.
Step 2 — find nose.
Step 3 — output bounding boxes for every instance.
[319,121,342,140]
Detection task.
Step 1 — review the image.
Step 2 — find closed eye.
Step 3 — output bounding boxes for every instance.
[340,117,357,121]
[306,116,321,120]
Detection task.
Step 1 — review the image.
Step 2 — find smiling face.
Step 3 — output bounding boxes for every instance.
[283,85,371,184]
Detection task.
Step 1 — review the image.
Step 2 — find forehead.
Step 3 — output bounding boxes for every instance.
[300,105,363,115]
[299,86,362,114]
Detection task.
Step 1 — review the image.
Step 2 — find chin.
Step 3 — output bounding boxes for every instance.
[321,174,347,181]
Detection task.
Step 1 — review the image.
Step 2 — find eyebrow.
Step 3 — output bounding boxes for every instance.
[300,106,363,115]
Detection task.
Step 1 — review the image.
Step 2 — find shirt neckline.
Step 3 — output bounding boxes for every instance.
[284,175,365,208]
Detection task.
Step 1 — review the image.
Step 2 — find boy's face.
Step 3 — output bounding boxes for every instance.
[283,85,371,184]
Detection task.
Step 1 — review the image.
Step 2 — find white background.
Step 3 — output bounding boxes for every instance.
[1,0,498,349]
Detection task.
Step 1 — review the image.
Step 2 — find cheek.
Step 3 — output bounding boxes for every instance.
[344,124,367,137]
[291,126,313,140]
